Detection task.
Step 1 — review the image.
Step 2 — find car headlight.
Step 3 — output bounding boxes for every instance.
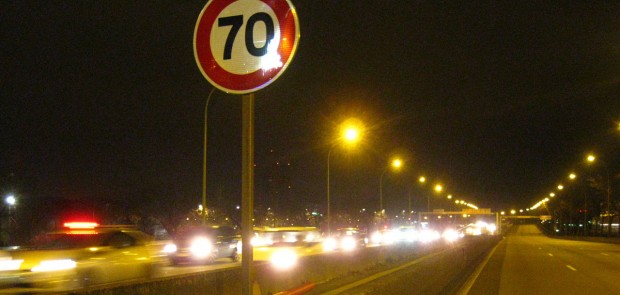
[487,223,497,233]
[341,236,357,251]
[322,237,337,252]
[163,243,177,253]
[442,229,460,242]
[270,249,297,270]
[0,259,23,271]
[370,232,382,244]
[190,237,213,258]
[31,259,77,272]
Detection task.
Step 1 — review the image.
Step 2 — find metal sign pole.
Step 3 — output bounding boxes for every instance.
[241,93,255,295]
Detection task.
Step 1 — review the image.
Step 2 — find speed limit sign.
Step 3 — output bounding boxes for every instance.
[194,0,300,94]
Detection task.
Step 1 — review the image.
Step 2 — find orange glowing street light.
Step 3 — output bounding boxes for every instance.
[379,157,404,213]
[327,118,364,234]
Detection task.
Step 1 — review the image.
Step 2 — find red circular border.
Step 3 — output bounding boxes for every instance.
[194,0,299,94]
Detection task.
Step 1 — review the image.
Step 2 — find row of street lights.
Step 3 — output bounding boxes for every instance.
[325,119,481,233]
[527,122,619,217]
[526,152,612,214]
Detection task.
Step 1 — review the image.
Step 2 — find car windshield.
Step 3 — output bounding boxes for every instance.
[175,227,216,240]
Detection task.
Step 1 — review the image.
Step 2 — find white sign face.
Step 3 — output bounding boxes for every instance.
[194,0,300,94]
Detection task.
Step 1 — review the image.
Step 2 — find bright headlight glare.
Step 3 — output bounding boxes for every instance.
[0,259,23,271]
[270,249,297,270]
[163,243,177,253]
[442,229,460,242]
[190,237,212,258]
[323,237,337,252]
[370,232,382,244]
[31,259,77,272]
[341,236,357,251]
[251,236,273,247]
[487,223,497,233]
[284,235,298,243]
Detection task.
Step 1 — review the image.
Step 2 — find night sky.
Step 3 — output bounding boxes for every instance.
[2,1,619,222]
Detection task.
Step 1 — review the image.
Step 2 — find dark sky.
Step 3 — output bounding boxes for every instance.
[2,1,619,218]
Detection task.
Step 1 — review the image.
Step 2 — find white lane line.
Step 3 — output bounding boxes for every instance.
[601,253,609,256]
[566,265,577,271]
[547,253,553,257]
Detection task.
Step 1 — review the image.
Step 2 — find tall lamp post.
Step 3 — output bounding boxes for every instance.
[586,154,612,235]
[379,158,402,215]
[432,183,443,212]
[326,120,362,235]
[4,195,16,245]
[202,88,217,225]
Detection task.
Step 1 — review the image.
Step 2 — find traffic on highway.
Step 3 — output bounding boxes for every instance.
[0,218,497,293]
[3,0,619,294]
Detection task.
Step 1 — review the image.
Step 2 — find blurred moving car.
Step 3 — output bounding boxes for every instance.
[251,227,323,262]
[0,222,167,291]
[164,225,240,265]
[323,228,367,252]
[251,226,321,247]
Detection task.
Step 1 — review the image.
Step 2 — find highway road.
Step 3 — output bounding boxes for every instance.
[461,224,620,295]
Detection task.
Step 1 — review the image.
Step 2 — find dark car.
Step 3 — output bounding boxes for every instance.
[164,225,240,265]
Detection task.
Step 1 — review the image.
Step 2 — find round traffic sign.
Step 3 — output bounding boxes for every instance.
[194,0,300,94]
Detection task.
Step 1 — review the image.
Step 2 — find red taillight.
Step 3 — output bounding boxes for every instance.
[64,222,99,229]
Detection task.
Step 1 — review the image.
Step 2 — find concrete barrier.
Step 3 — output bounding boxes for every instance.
[76,236,500,295]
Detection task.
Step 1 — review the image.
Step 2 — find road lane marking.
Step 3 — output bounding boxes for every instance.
[547,253,553,257]
[566,265,577,271]
[601,253,609,256]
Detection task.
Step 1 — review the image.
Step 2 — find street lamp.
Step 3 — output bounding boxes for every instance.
[379,158,403,214]
[424,183,444,212]
[585,153,612,222]
[5,195,16,206]
[569,173,577,180]
[327,120,363,234]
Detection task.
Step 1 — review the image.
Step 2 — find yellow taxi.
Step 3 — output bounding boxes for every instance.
[250,226,324,270]
[0,222,167,292]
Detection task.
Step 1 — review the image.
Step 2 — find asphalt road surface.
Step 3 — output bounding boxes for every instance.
[461,224,620,295]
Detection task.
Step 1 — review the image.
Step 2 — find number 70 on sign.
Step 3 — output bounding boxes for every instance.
[193,0,300,94]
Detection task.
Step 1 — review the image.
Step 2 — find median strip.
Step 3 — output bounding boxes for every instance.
[321,247,452,295]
